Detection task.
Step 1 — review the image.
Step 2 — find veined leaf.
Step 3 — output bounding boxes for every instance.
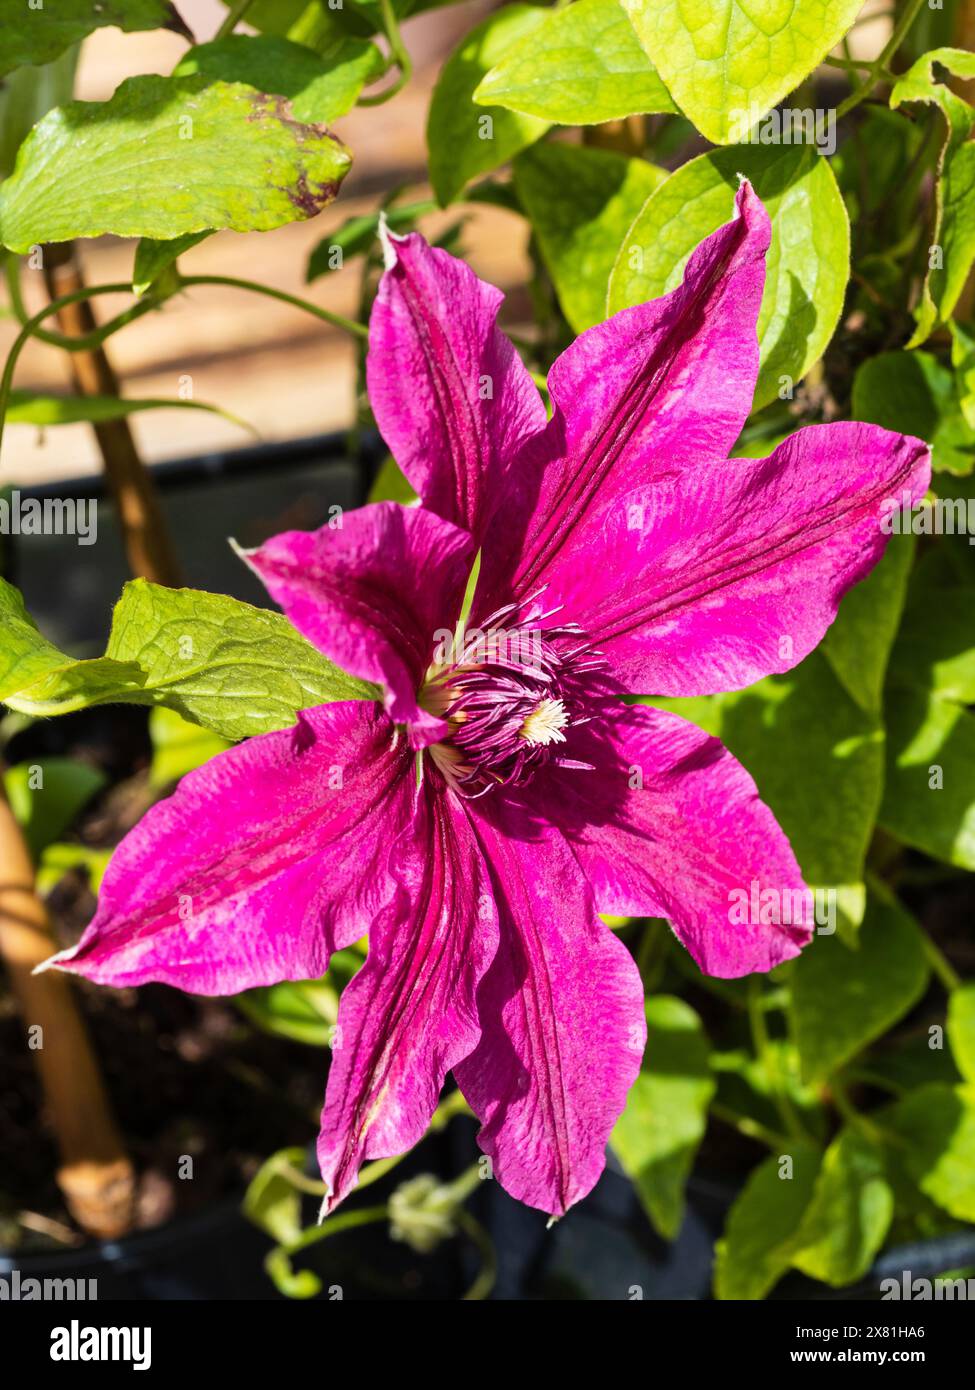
[791,890,929,1085]
[427,6,550,206]
[172,33,383,123]
[787,1127,894,1287]
[0,577,376,740]
[611,995,714,1240]
[621,0,863,145]
[514,143,666,333]
[0,75,351,252]
[0,0,189,79]
[609,144,849,412]
[714,1142,820,1300]
[474,0,676,126]
[890,49,975,345]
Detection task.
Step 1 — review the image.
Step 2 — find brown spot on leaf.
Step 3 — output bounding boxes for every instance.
[284,170,340,218]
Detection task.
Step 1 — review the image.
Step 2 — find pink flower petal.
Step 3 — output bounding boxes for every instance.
[527,702,811,978]
[45,703,413,994]
[454,803,646,1217]
[246,502,474,746]
[540,422,930,696]
[368,228,547,545]
[318,786,498,1211]
[479,181,769,608]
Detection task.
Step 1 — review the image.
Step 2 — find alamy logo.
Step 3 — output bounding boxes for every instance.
[881,1271,975,1300]
[0,1269,97,1300]
[0,489,98,545]
[50,1320,151,1371]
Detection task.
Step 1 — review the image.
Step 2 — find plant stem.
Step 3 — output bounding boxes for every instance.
[357,0,413,105]
[710,1102,793,1152]
[747,977,807,1143]
[836,0,927,119]
[42,245,182,586]
[178,274,368,338]
[0,280,154,463]
[457,1209,497,1300]
[216,0,256,39]
[920,931,962,992]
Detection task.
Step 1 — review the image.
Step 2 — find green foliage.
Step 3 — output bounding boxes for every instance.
[4,758,107,860]
[172,34,384,124]
[514,143,665,332]
[787,1127,894,1286]
[6,390,253,434]
[427,5,550,205]
[791,892,930,1085]
[890,49,975,344]
[0,577,376,738]
[612,996,714,1239]
[0,75,352,252]
[853,351,975,476]
[621,0,863,145]
[714,1143,820,1300]
[608,144,849,411]
[474,0,676,125]
[0,0,184,78]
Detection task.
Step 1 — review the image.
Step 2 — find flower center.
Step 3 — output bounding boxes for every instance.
[420,593,604,797]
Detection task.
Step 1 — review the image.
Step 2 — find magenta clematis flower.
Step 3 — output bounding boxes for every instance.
[45,183,930,1217]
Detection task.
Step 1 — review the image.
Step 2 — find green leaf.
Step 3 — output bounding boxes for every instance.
[787,1127,894,1287]
[36,842,111,896]
[514,143,666,333]
[132,232,209,296]
[148,707,230,787]
[820,535,915,717]
[243,1146,309,1245]
[0,45,78,179]
[0,577,376,738]
[306,199,436,282]
[611,996,714,1240]
[4,758,107,859]
[713,1142,820,1300]
[890,49,975,344]
[791,891,929,1085]
[172,33,384,123]
[608,144,849,412]
[948,986,975,1086]
[6,390,254,435]
[367,454,419,505]
[237,979,338,1047]
[653,656,882,942]
[889,548,975,706]
[882,1083,975,1223]
[103,579,376,740]
[0,577,146,715]
[0,0,187,79]
[0,74,352,252]
[881,687,975,868]
[474,0,676,126]
[230,0,459,48]
[852,351,975,477]
[426,6,550,206]
[951,322,975,430]
[621,0,862,145]
[881,547,975,868]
